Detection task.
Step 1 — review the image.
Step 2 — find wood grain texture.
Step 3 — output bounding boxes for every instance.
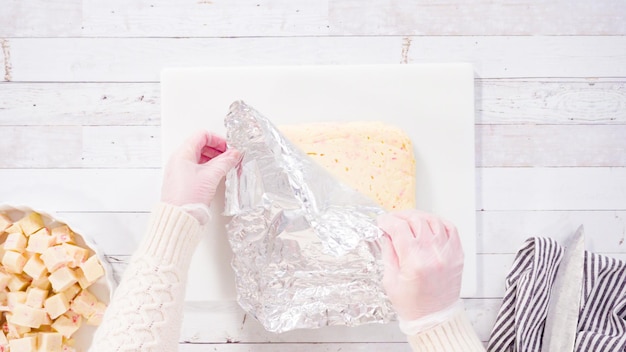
[478,167,626,211]
[3,37,399,82]
[0,169,161,212]
[477,125,626,167]
[82,0,330,38]
[0,0,82,37]
[0,126,160,168]
[0,83,159,126]
[2,0,625,37]
[478,79,626,124]
[0,126,83,167]
[82,126,160,167]
[329,0,626,36]
[2,37,625,82]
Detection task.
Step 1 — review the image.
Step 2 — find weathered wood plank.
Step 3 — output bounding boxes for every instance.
[0,126,83,166]
[82,126,161,167]
[0,126,160,168]
[477,125,626,167]
[329,0,626,36]
[475,254,517,298]
[0,82,159,126]
[0,0,82,37]
[0,0,329,38]
[478,80,626,124]
[478,167,626,211]
[406,36,626,79]
[3,37,399,82]
[2,0,625,37]
[3,37,625,82]
[0,169,161,212]
[82,0,330,38]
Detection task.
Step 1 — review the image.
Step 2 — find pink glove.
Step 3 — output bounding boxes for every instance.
[161,130,240,219]
[377,210,464,322]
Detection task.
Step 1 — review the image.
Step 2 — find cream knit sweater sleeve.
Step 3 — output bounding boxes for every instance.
[89,203,204,352]
[407,309,486,352]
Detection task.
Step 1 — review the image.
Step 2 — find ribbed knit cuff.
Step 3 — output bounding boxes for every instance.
[400,300,464,335]
[137,202,205,267]
[407,309,485,352]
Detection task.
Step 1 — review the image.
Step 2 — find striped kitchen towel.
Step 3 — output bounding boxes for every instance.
[487,237,626,352]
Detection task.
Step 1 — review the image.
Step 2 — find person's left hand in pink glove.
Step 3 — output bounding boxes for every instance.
[161,130,240,223]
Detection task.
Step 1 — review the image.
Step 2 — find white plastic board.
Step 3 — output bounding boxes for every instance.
[160,64,476,300]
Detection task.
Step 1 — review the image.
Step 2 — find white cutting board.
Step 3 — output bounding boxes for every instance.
[161,64,477,300]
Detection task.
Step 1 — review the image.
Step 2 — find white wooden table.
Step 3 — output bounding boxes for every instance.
[1,1,625,351]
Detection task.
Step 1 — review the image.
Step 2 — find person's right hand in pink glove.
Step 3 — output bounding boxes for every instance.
[161,130,240,223]
[377,210,464,322]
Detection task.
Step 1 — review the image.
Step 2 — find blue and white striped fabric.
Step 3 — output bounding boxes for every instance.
[487,237,626,352]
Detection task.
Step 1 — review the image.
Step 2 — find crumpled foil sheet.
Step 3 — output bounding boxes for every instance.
[223,100,395,333]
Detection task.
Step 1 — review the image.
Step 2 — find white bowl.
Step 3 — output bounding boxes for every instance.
[0,204,115,351]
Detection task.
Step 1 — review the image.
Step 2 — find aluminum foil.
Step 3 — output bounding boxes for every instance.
[223,101,395,333]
